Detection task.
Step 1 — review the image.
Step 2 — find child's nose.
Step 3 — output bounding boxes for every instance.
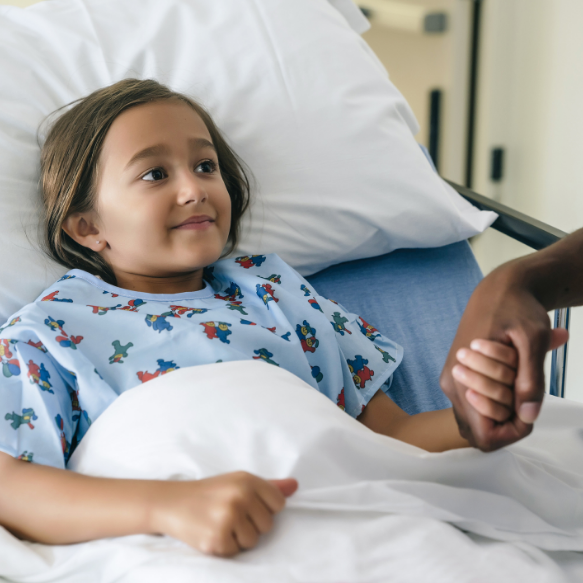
[176,172,207,205]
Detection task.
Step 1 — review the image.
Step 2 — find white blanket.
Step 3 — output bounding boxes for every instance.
[1,360,583,582]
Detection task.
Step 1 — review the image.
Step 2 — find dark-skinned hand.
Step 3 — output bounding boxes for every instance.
[440,265,569,452]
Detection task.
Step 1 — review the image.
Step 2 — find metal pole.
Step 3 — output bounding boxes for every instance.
[465,0,482,189]
[550,307,570,398]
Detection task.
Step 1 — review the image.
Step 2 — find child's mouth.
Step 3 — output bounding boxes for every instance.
[174,215,216,230]
[175,220,214,231]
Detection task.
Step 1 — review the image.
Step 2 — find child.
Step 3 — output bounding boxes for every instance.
[0,79,518,557]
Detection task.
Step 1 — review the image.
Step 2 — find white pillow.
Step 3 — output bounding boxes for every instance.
[0,0,495,323]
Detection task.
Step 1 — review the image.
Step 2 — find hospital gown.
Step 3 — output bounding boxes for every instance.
[0,253,403,469]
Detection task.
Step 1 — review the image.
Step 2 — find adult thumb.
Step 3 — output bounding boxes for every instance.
[549,327,569,352]
[269,478,299,497]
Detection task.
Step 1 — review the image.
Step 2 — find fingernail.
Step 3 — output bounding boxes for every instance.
[457,348,468,360]
[470,340,481,350]
[518,402,541,424]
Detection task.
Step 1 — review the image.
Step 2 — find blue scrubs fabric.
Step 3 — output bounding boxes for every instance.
[0,254,402,469]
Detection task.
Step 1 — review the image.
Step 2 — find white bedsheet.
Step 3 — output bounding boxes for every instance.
[1,360,582,582]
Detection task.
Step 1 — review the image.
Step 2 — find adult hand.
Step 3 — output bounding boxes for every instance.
[440,263,569,452]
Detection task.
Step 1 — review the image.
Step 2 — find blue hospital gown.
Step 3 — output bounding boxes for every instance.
[0,253,402,469]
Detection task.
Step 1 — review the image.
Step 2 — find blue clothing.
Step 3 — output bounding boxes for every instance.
[0,254,402,468]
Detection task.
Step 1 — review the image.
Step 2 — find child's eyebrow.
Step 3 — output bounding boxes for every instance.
[125,139,216,170]
[189,137,216,153]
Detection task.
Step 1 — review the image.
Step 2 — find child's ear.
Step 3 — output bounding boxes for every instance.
[62,213,106,252]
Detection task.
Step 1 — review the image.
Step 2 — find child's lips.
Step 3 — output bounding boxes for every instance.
[174,215,215,230]
[175,220,214,230]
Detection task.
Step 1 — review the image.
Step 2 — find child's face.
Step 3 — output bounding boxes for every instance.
[89,100,231,290]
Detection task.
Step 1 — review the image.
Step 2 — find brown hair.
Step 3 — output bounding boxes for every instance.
[40,78,251,285]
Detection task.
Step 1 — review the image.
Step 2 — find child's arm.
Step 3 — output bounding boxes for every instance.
[0,452,297,556]
[358,340,517,452]
[358,390,470,451]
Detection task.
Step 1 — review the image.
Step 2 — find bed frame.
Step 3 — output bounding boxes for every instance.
[447,180,570,399]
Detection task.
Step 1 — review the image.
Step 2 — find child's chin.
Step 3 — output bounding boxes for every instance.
[178,249,223,269]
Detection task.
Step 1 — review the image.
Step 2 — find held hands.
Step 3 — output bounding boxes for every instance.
[440,266,570,452]
[452,332,569,426]
[452,340,518,423]
[150,471,298,557]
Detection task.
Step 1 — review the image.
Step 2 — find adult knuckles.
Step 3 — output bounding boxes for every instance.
[475,438,500,453]
[473,427,505,452]
[474,422,533,452]
[491,407,512,423]
[458,417,481,449]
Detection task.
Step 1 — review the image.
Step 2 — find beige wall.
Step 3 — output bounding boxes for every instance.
[473,0,583,235]
[362,0,471,184]
[366,0,582,402]
[468,0,583,402]
[0,0,43,5]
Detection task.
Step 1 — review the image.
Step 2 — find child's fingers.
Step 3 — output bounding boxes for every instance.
[247,494,275,534]
[456,348,516,386]
[468,339,518,368]
[233,515,260,551]
[269,478,298,498]
[465,389,513,423]
[259,478,296,514]
[452,364,513,407]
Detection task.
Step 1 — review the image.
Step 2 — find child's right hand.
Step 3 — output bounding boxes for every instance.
[150,471,298,557]
[453,339,518,423]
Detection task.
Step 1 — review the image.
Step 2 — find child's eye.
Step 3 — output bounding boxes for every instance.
[195,160,217,174]
[142,168,167,182]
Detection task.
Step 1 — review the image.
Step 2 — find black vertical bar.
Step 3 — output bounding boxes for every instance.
[429,89,442,172]
[465,0,482,189]
[490,147,505,181]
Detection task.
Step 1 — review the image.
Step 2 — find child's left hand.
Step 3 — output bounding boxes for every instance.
[452,340,518,423]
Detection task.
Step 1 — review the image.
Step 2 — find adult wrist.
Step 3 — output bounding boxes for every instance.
[495,228,583,311]
[486,253,557,311]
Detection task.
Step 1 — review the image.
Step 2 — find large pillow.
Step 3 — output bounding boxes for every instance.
[0,0,495,323]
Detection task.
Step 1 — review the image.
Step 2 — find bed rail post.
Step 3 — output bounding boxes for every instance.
[550,308,570,398]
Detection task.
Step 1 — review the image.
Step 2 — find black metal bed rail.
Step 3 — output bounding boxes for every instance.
[445,179,567,249]
[446,180,570,399]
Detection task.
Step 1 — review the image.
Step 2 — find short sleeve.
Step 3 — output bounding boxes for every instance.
[275,257,403,419]
[0,338,80,469]
[317,294,403,417]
